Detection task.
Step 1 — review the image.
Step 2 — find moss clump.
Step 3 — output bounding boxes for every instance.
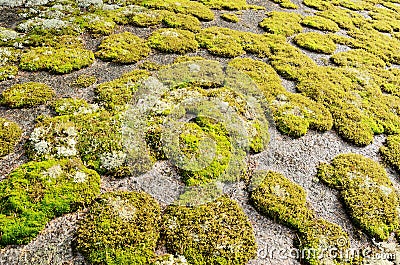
[138,60,162,71]
[95,32,151,64]
[130,10,166,27]
[19,46,94,74]
[250,170,351,265]
[330,49,387,69]
[73,13,117,35]
[196,27,245,57]
[0,118,22,157]
[301,16,340,32]
[161,196,257,265]
[259,11,303,37]
[380,135,400,173]
[142,0,215,21]
[148,28,198,54]
[250,170,314,230]
[293,32,336,54]
[303,0,333,10]
[270,0,298,9]
[76,191,161,265]
[52,97,97,116]
[72,74,97,88]
[0,65,18,81]
[162,12,202,32]
[316,7,366,30]
[95,69,151,110]
[220,13,239,23]
[1,82,55,108]
[0,159,100,246]
[196,0,250,10]
[317,153,399,240]
[23,34,85,49]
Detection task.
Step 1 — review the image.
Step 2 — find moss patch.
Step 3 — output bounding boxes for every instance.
[317,153,399,240]
[161,196,257,265]
[0,118,22,157]
[19,46,94,74]
[301,16,340,32]
[380,134,400,173]
[76,191,161,265]
[1,82,55,108]
[148,28,198,54]
[163,12,202,32]
[220,13,239,23]
[196,27,245,57]
[95,32,151,64]
[259,11,303,36]
[293,32,336,54]
[0,159,100,246]
[72,74,97,88]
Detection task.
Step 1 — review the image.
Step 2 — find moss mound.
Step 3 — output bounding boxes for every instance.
[162,12,202,32]
[293,32,336,54]
[317,153,399,240]
[0,118,22,157]
[259,11,303,36]
[95,32,151,64]
[148,28,198,54]
[1,82,55,108]
[0,159,100,246]
[19,46,94,74]
[330,49,386,69]
[76,191,161,265]
[196,27,245,57]
[380,134,400,173]
[220,13,239,23]
[161,196,257,265]
[72,74,97,88]
[301,16,340,32]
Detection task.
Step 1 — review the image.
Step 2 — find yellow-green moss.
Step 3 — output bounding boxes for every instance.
[0,159,100,246]
[52,97,94,116]
[303,0,333,10]
[19,46,94,74]
[317,153,399,240]
[196,27,245,57]
[250,170,314,230]
[73,13,117,35]
[162,12,202,32]
[220,13,239,23]
[138,60,162,71]
[76,191,161,265]
[0,65,18,81]
[161,196,257,265]
[301,16,340,32]
[148,28,199,54]
[294,32,336,54]
[316,7,366,30]
[130,10,166,27]
[95,32,151,64]
[23,34,85,49]
[196,0,250,10]
[259,11,303,37]
[1,82,55,108]
[72,74,97,88]
[380,134,400,173]
[330,49,387,69]
[95,69,151,110]
[0,118,22,157]
[142,0,215,21]
[270,0,298,9]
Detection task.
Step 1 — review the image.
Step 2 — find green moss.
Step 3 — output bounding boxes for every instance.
[0,65,18,81]
[162,12,202,32]
[76,191,161,265]
[0,159,100,246]
[148,28,198,54]
[130,10,166,27]
[303,0,333,10]
[142,0,215,21]
[95,32,151,64]
[220,13,239,23]
[73,13,117,35]
[259,11,303,37]
[52,97,95,116]
[380,134,400,173]
[270,0,298,9]
[138,60,162,71]
[196,0,250,10]
[0,118,22,157]
[316,7,366,30]
[1,82,55,108]
[250,170,314,230]
[161,196,257,265]
[301,16,340,32]
[19,46,94,74]
[330,49,387,69]
[196,27,245,57]
[72,74,97,88]
[317,153,399,240]
[23,34,85,49]
[294,32,337,54]
[95,69,151,110]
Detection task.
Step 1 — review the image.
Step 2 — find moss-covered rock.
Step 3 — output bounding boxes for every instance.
[0,118,22,157]
[301,16,340,32]
[76,191,161,265]
[19,46,94,74]
[220,13,239,23]
[161,196,257,265]
[293,32,336,54]
[148,28,198,54]
[0,159,100,246]
[95,32,151,63]
[1,82,55,108]
[317,153,399,240]
[259,11,303,36]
